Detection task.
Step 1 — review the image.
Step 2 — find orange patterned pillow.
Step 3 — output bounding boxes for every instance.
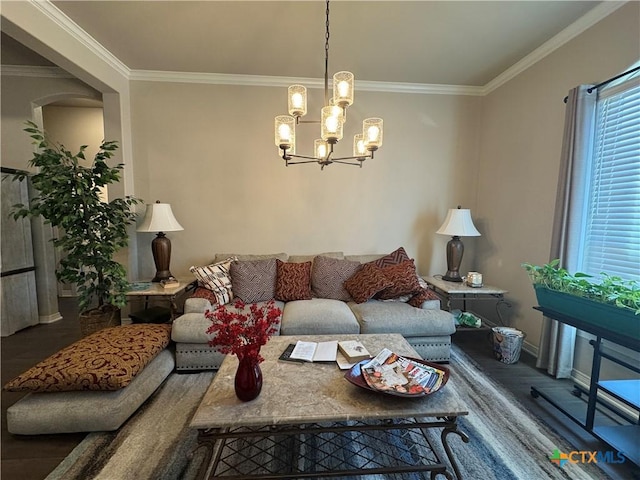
[344,263,394,304]
[275,259,312,301]
[375,259,422,300]
[408,287,440,307]
[3,324,172,392]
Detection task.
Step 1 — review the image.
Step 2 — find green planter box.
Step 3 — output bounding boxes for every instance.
[534,285,640,341]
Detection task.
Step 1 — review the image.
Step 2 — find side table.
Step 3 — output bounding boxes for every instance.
[126,278,196,321]
[423,276,510,326]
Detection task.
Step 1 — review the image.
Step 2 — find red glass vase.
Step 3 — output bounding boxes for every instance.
[234,353,263,401]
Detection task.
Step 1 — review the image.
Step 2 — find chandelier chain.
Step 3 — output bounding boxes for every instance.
[274,0,383,169]
[324,0,330,106]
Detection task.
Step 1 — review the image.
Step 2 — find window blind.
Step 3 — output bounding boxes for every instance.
[582,78,640,281]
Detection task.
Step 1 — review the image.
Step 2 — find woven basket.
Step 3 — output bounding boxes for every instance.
[79,306,121,337]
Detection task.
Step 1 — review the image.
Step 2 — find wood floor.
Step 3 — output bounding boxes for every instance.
[1,300,639,480]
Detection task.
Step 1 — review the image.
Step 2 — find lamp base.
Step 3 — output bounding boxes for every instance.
[442,272,464,283]
[151,232,174,283]
[443,235,464,283]
[152,272,174,283]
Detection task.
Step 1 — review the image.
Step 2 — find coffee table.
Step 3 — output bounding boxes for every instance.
[190,334,469,479]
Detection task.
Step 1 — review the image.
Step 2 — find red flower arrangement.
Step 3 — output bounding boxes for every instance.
[205,299,282,362]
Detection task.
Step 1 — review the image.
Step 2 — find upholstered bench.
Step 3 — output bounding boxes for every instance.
[4,324,174,435]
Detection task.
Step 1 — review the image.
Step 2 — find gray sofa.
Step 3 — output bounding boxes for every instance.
[171,252,456,371]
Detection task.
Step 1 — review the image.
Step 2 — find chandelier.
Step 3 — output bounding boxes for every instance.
[274,0,383,170]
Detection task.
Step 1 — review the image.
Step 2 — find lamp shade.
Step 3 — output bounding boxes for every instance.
[321,106,344,142]
[274,115,295,151]
[436,208,481,237]
[288,85,307,117]
[137,202,184,233]
[333,71,354,108]
[363,118,383,151]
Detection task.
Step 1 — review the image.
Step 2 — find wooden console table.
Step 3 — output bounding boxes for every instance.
[531,306,640,466]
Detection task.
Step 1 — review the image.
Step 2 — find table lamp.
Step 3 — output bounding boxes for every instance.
[137,201,184,282]
[436,206,481,282]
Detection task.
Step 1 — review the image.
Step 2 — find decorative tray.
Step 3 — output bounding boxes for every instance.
[344,349,449,397]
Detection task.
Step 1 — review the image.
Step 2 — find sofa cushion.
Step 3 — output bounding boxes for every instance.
[376,259,422,300]
[275,260,312,301]
[344,263,393,303]
[172,301,285,344]
[189,256,237,305]
[280,299,360,335]
[311,256,361,301]
[289,252,344,263]
[214,253,288,263]
[349,300,455,337]
[231,258,277,303]
[3,324,172,393]
[371,246,411,268]
[345,254,384,264]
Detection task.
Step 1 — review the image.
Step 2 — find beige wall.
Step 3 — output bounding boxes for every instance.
[0,76,101,171]
[42,106,105,163]
[476,2,640,356]
[42,105,107,202]
[130,81,482,281]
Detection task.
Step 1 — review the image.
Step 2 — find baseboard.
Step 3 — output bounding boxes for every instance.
[571,369,639,422]
[39,312,63,324]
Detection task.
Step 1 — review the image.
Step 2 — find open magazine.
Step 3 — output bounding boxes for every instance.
[361,348,446,396]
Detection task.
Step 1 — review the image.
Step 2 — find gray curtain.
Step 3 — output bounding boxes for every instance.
[536,85,597,378]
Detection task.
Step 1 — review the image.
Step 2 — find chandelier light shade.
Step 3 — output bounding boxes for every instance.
[329,98,345,121]
[321,106,344,142]
[333,71,354,107]
[436,206,481,283]
[363,117,384,151]
[275,115,296,152]
[274,0,383,170]
[137,201,184,282]
[288,85,307,117]
[353,134,366,157]
[315,139,329,158]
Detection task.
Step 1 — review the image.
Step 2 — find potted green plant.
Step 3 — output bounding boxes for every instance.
[10,122,141,336]
[522,259,640,340]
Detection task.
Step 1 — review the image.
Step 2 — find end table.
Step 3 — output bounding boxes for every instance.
[126,278,196,321]
[423,276,510,326]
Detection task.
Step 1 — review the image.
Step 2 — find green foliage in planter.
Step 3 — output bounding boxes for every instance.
[9,122,141,312]
[522,259,640,315]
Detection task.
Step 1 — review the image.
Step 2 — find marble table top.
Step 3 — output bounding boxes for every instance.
[190,334,468,430]
[424,276,508,295]
[126,278,193,296]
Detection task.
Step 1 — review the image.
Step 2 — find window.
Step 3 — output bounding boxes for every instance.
[579,77,640,281]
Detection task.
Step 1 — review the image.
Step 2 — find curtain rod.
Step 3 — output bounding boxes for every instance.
[563,66,640,103]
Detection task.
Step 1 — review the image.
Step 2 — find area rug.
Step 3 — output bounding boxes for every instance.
[46,346,609,480]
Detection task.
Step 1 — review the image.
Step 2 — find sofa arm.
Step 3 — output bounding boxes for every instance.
[184,297,212,314]
[420,299,442,310]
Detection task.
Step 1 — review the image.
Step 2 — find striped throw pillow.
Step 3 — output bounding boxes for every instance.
[189,256,237,305]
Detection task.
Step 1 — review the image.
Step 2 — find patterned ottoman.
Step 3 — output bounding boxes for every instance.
[4,324,175,435]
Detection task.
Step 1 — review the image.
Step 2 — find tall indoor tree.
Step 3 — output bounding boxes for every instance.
[10,121,141,335]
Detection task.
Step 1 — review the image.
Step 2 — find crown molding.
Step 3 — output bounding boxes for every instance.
[129,70,485,96]
[1,65,73,78]
[482,1,627,95]
[37,0,626,97]
[31,0,131,79]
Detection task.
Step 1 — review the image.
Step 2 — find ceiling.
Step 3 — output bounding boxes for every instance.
[46,1,603,88]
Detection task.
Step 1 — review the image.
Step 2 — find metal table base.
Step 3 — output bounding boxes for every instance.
[193,417,468,480]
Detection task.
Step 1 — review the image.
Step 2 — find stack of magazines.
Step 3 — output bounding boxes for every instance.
[359,348,446,396]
